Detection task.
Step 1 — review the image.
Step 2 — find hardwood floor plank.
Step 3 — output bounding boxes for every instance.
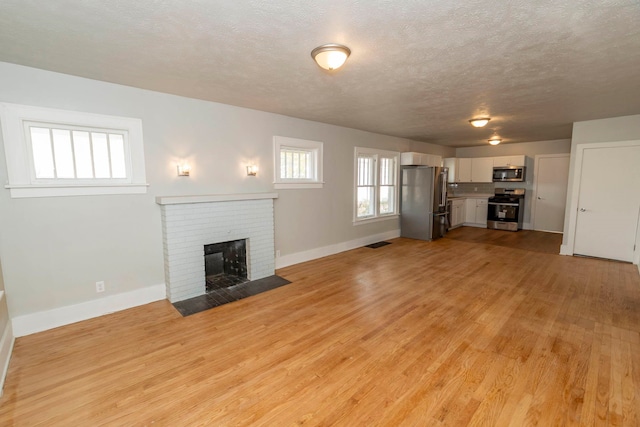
[0,230,639,426]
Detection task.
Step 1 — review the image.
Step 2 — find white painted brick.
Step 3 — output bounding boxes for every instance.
[160,198,276,302]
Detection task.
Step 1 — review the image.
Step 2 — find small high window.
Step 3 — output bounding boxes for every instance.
[27,124,128,180]
[0,103,147,198]
[273,136,323,189]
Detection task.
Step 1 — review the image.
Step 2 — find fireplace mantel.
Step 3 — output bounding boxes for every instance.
[156,192,278,205]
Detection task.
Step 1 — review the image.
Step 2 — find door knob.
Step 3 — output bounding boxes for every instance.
[579,208,586,212]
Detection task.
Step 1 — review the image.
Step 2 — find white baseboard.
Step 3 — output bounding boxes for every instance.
[275,229,401,269]
[12,284,166,338]
[0,319,15,397]
[559,244,572,256]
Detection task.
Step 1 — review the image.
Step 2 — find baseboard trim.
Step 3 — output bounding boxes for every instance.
[12,284,166,338]
[559,244,572,256]
[275,229,401,269]
[0,319,15,397]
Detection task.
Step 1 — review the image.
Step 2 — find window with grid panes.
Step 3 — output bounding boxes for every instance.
[273,136,323,189]
[354,147,399,222]
[28,124,128,180]
[0,103,147,198]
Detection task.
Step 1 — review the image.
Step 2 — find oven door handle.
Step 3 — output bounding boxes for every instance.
[488,202,519,207]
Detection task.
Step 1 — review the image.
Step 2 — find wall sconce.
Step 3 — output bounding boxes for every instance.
[246,164,258,176]
[177,163,191,177]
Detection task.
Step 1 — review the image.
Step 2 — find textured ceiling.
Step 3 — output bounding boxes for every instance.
[0,0,639,147]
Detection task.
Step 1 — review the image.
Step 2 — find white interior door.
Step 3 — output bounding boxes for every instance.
[533,154,570,232]
[573,145,640,262]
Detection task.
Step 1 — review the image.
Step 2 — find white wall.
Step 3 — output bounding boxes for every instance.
[0,62,454,324]
[561,115,640,255]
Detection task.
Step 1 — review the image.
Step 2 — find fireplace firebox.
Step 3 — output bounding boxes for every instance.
[204,239,248,291]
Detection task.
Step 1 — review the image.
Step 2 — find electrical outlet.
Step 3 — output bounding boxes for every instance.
[276,250,281,258]
[96,281,105,293]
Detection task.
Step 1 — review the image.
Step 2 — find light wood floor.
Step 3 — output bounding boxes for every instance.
[1,229,639,425]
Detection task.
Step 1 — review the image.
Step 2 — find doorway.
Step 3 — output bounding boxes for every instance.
[572,143,640,262]
[532,154,570,233]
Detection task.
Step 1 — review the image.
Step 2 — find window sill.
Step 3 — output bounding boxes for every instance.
[5,183,149,198]
[274,182,324,190]
[353,214,400,226]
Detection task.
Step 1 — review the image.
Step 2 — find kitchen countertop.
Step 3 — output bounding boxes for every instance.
[448,193,493,199]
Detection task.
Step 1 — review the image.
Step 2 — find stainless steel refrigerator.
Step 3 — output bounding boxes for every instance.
[400,166,449,240]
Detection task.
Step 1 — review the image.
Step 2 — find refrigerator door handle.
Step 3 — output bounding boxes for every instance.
[441,172,447,207]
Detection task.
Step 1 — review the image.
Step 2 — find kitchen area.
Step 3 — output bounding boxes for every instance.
[445,155,528,231]
[400,152,534,240]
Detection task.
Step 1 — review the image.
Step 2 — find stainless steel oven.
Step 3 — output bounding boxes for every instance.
[487,188,525,231]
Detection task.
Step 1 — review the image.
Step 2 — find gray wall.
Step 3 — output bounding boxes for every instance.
[562,115,640,245]
[0,62,454,319]
[455,138,571,158]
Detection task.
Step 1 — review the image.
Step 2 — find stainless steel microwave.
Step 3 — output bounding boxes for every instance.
[492,166,526,182]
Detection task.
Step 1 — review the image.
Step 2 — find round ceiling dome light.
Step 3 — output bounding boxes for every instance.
[489,137,502,145]
[311,44,351,71]
[469,117,491,127]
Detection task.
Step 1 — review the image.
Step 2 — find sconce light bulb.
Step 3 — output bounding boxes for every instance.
[247,165,258,176]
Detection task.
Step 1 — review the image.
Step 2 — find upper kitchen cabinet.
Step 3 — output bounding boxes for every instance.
[446,157,492,182]
[471,157,494,182]
[457,158,472,182]
[493,155,526,167]
[401,152,442,167]
[443,157,458,183]
[446,155,527,183]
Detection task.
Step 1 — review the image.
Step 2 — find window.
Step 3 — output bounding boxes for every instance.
[273,136,323,189]
[28,125,128,180]
[354,147,399,223]
[0,103,147,198]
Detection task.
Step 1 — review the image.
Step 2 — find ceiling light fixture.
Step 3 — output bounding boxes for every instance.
[469,117,491,128]
[311,44,351,71]
[488,137,502,145]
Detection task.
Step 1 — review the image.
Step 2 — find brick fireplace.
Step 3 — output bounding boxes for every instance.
[156,193,278,302]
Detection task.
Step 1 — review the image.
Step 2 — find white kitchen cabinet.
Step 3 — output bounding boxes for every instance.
[465,198,476,223]
[449,198,465,228]
[443,157,457,183]
[471,158,493,182]
[458,158,472,182]
[464,198,488,226]
[453,157,492,182]
[493,155,526,167]
[427,154,442,167]
[475,198,488,226]
[400,152,442,167]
